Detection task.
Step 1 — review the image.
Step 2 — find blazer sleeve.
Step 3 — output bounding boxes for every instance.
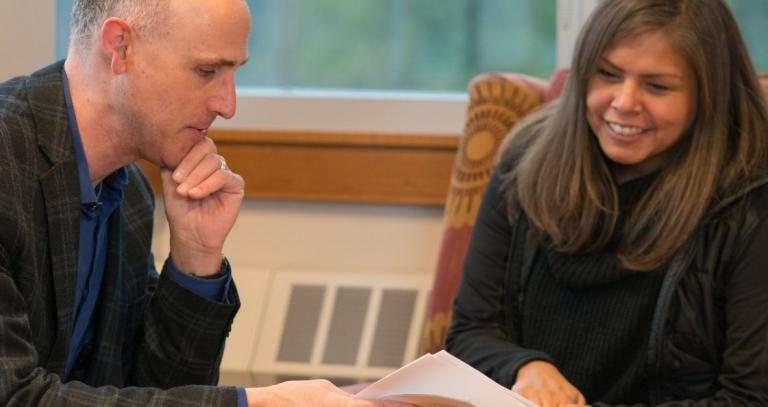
[445,169,554,389]
[0,247,241,406]
[129,260,241,389]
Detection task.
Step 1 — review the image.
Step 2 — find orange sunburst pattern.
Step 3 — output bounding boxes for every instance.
[444,75,542,229]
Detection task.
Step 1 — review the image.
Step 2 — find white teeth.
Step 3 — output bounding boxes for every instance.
[607,122,644,136]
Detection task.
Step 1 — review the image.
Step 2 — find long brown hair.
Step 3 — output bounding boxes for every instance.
[501,0,768,271]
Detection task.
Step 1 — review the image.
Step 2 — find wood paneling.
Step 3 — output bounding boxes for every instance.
[139,129,460,206]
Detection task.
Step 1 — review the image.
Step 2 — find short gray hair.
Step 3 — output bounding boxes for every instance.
[69,0,166,50]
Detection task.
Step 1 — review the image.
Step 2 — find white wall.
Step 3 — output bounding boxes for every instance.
[557,0,601,67]
[152,199,443,276]
[0,0,56,82]
[150,195,444,374]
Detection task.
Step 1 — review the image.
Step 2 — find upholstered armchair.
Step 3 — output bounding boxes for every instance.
[422,70,568,354]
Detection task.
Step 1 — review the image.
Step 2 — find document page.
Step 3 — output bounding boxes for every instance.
[354,350,537,407]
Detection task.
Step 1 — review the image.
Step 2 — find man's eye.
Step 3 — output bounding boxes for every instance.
[197,67,217,77]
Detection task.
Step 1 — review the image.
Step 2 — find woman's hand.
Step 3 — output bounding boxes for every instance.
[512,360,586,407]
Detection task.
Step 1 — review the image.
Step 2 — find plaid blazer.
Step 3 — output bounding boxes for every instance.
[0,61,241,406]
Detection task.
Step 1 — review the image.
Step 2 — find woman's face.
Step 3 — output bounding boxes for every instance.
[586,30,698,183]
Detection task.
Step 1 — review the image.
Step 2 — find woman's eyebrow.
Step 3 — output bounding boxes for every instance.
[599,57,683,80]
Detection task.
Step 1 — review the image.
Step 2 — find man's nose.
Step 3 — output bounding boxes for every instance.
[210,75,237,119]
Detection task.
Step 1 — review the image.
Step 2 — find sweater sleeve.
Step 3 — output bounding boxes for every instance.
[445,170,554,389]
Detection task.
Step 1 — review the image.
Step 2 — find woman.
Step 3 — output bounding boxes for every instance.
[445,0,768,406]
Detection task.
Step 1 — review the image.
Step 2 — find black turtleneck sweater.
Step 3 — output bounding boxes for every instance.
[448,170,665,405]
[523,173,664,404]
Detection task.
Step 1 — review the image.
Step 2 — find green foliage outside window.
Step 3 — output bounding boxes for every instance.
[54,0,766,93]
[728,0,768,72]
[240,0,556,91]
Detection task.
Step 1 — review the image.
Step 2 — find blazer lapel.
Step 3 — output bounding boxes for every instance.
[28,61,81,368]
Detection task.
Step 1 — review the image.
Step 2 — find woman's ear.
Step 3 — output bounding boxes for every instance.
[100,17,132,74]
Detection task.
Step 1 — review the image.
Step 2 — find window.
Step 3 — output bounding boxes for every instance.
[51,1,766,132]
[55,0,557,92]
[728,0,768,72]
[240,0,555,92]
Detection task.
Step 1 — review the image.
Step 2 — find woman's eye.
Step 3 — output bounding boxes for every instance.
[648,82,671,92]
[597,68,620,80]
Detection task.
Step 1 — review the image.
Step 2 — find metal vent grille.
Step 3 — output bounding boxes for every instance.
[322,287,372,365]
[368,289,418,367]
[251,270,431,379]
[276,285,326,362]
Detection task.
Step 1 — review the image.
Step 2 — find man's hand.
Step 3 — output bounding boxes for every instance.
[161,137,244,277]
[512,361,586,407]
[245,380,410,407]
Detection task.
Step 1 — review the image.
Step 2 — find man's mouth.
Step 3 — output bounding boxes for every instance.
[187,127,209,137]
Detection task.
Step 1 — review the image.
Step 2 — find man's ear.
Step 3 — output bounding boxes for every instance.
[100,17,132,74]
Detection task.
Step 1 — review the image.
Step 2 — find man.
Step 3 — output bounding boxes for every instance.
[0,0,399,406]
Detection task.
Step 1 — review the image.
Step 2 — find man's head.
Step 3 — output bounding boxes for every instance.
[67,0,251,171]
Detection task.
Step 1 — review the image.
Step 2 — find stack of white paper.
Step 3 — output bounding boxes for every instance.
[354,350,538,407]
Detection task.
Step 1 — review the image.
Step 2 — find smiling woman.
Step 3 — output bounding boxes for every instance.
[446,0,768,405]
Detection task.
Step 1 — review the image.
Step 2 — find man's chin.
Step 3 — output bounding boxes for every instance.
[139,154,179,172]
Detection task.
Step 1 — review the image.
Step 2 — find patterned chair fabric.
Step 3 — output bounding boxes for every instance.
[422,70,567,354]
